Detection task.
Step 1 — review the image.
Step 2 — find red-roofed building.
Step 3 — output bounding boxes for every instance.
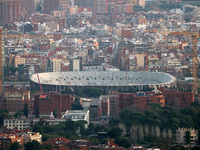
[2,87,33,114]
[67,139,91,150]
[0,134,23,145]
[43,137,71,150]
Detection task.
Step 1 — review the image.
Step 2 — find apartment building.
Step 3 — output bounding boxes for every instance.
[51,58,62,72]
[119,90,165,112]
[108,92,119,117]
[176,128,198,145]
[20,0,36,14]
[43,0,59,14]
[0,0,20,26]
[160,88,194,109]
[94,0,108,14]
[3,87,32,114]
[70,59,80,71]
[34,93,71,116]
[22,132,42,144]
[89,98,101,121]
[4,119,31,130]
[100,95,110,117]
[108,2,133,14]
[14,55,26,67]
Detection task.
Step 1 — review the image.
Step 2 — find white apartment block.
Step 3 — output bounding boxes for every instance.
[4,119,31,130]
[176,128,198,145]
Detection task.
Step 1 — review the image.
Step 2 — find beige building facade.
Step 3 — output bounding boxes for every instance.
[14,55,26,67]
[22,132,42,144]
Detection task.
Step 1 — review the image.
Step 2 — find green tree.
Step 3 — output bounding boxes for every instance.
[170,145,186,150]
[184,17,191,22]
[4,67,19,76]
[75,120,87,136]
[14,110,23,118]
[0,109,9,125]
[71,103,83,110]
[9,142,21,150]
[133,5,144,12]
[146,137,174,150]
[43,144,53,150]
[85,123,96,135]
[23,103,29,117]
[0,142,10,150]
[32,124,44,133]
[115,137,132,148]
[53,109,60,118]
[84,137,100,146]
[109,118,121,127]
[36,5,42,13]
[38,118,49,126]
[65,119,76,132]
[24,140,42,150]
[120,109,144,127]
[108,127,123,138]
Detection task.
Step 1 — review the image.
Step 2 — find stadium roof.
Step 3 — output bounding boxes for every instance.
[30,71,176,87]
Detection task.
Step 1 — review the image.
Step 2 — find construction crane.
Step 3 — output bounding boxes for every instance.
[14,78,21,88]
[34,66,43,93]
[145,29,200,94]
[7,35,22,67]
[169,31,199,94]
[0,27,3,94]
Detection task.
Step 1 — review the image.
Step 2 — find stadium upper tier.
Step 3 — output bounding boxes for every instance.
[30,71,176,87]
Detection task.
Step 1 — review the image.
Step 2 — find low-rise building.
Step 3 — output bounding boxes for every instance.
[22,132,42,144]
[0,134,23,145]
[159,88,194,109]
[4,118,31,130]
[67,139,91,150]
[62,110,90,128]
[3,87,32,115]
[176,128,198,145]
[119,89,165,112]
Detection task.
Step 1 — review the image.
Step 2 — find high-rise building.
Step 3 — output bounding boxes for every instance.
[20,0,36,14]
[0,1,20,26]
[43,0,59,14]
[70,59,80,71]
[94,0,108,14]
[59,0,70,6]
[108,2,133,14]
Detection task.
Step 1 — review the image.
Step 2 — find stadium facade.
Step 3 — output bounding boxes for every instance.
[30,71,176,92]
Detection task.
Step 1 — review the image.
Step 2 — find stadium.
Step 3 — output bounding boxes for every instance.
[30,71,176,92]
